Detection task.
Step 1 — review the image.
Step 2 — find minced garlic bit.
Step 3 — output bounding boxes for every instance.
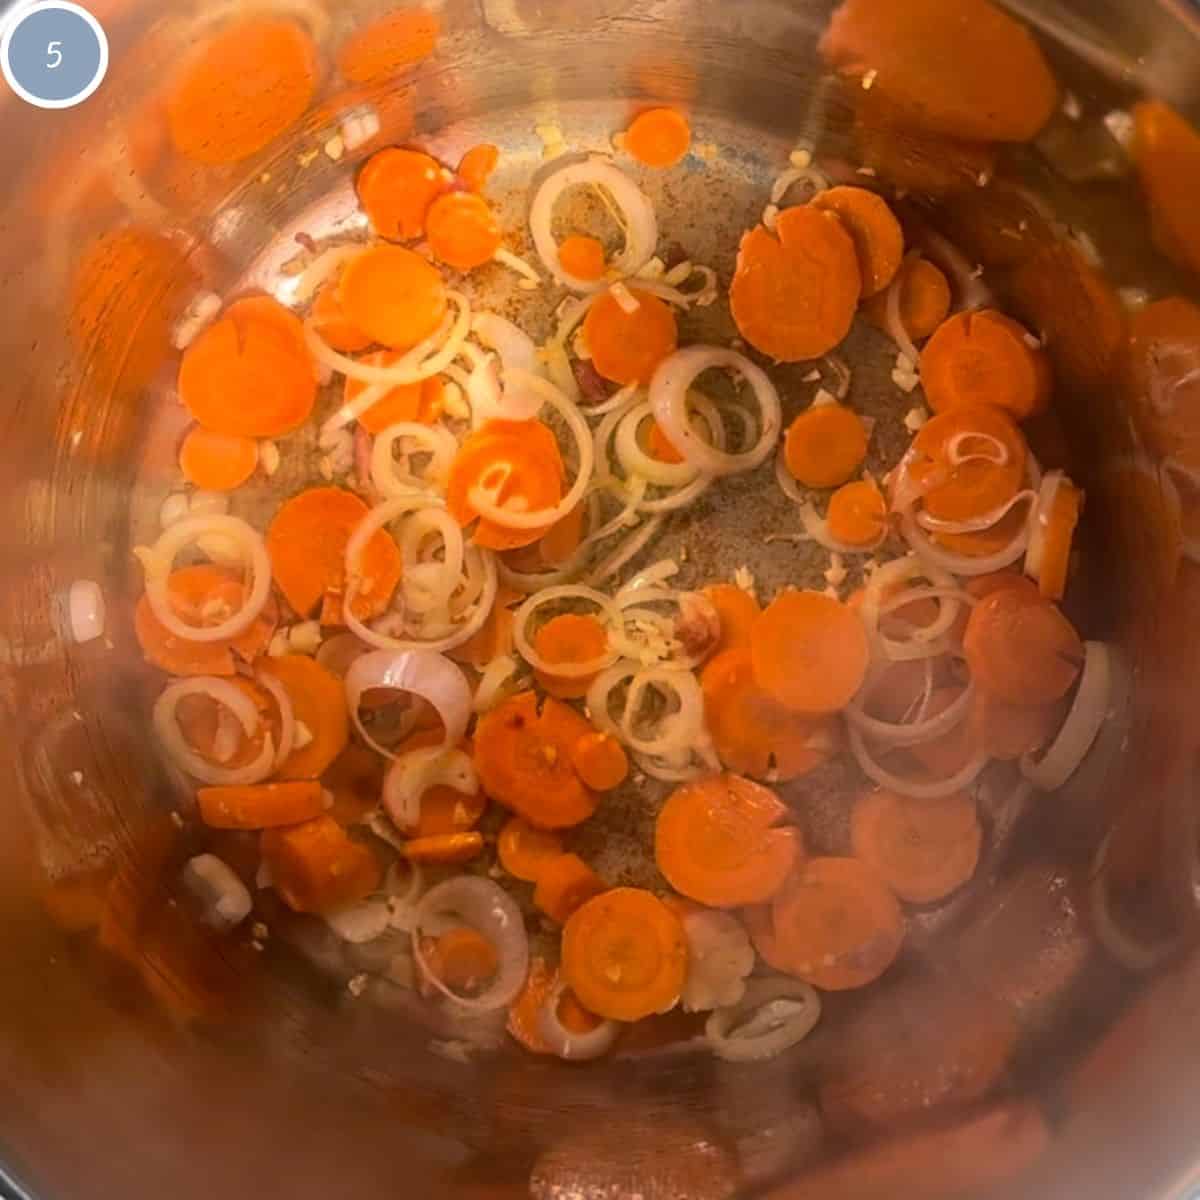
[252,922,270,941]
[341,107,381,153]
[1062,91,1082,121]
[318,456,334,481]
[1103,109,1134,150]
[861,69,878,90]
[904,406,929,433]
[892,353,921,394]
[693,141,719,162]
[259,440,281,477]
[609,281,641,315]
[442,381,470,421]
[289,621,322,655]
[734,566,757,599]
[803,368,822,383]
[762,203,781,230]
[348,974,369,998]
[297,147,320,168]
[789,148,813,169]
[172,291,222,351]
[1118,287,1150,313]
[856,166,878,178]
[636,256,666,281]
[170,811,185,829]
[323,134,345,161]
[811,388,838,408]
[535,122,566,159]
[824,553,848,589]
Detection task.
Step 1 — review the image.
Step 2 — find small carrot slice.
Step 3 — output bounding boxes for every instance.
[863,257,952,342]
[771,856,904,990]
[963,586,1084,706]
[571,732,629,792]
[921,310,1052,421]
[423,926,498,994]
[448,584,522,669]
[731,205,861,361]
[702,584,761,657]
[357,147,446,242]
[508,958,557,1052]
[752,590,870,715]
[311,281,373,353]
[624,108,692,168]
[1132,101,1200,279]
[850,788,982,904]
[559,235,606,282]
[540,503,587,567]
[426,191,502,271]
[403,832,485,865]
[656,774,801,908]
[969,690,1064,761]
[197,781,325,830]
[498,817,564,882]
[561,887,688,1021]
[338,245,448,350]
[178,427,258,492]
[258,655,350,780]
[337,8,439,83]
[1031,475,1083,602]
[533,613,609,700]
[266,486,402,621]
[261,815,381,915]
[534,853,607,923]
[344,355,445,434]
[811,186,905,296]
[473,692,598,829]
[458,143,499,193]
[784,403,869,489]
[414,778,488,837]
[583,288,679,386]
[828,479,888,546]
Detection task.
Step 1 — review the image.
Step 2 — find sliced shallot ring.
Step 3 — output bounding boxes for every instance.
[916,489,1037,535]
[858,555,956,645]
[901,507,1031,578]
[848,723,987,800]
[472,312,539,376]
[883,252,921,367]
[1023,470,1065,581]
[371,423,459,498]
[705,978,822,1063]
[615,400,701,488]
[474,654,520,713]
[255,670,297,768]
[793,499,887,554]
[384,747,478,829]
[847,672,974,748]
[538,977,620,1061]
[412,878,530,1012]
[512,585,621,679]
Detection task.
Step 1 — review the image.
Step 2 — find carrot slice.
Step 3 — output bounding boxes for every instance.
[1132,101,1200,279]
[197,781,325,830]
[701,649,838,781]
[771,856,904,990]
[534,853,607,923]
[508,958,557,1052]
[932,505,1029,560]
[731,205,861,361]
[570,732,629,792]
[337,8,439,83]
[963,586,1084,706]
[258,655,350,780]
[422,926,498,995]
[448,584,522,669]
[969,690,1064,761]
[473,691,598,829]
[261,815,381,914]
[656,774,801,908]
[811,186,905,296]
[784,403,869,489]
[702,584,761,657]
[166,18,317,165]
[414,778,487,838]
[533,613,609,699]
[1033,475,1083,601]
[583,288,679,386]
[559,235,606,282]
[266,487,402,621]
[540,503,587,567]
[921,310,1052,421]
[322,743,384,825]
[458,143,499,193]
[426,191,502,271]
[446,420,565,551]
[646,419,686,465]
[752,590,870,715]
[828,479,888,547]
[337,245,448,350]
[561,887,688,1021]
[344,356,445,434]
[356,147,446,242]
[179,297,317,438]
[624,107,691,168]
[498,817,564,882]
[850,788,982,904]
[403,832,485,865]
[311,281,374,353]
[863,257,952,341]
[135,565,278,677]
[741,903,794,974]
[178,427,258,492]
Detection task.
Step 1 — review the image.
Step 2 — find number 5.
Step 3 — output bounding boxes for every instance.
[46,41,62,69]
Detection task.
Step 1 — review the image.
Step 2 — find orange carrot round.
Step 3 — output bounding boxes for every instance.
[498,817,564,882]
[197,781,325,830]
[344,356,445,434]
[261,815,381,915]
[458,143,500,193]
[534,853,607,924]
[784,403,869,489]
[751,590,870,715]
[178,427,258,492]
[423,926,498,994]
[258,655,350,780]
[312,281,373,353]
[702,584,761,657]
[532,613,609,699]
[624,108,692,168]
[337,8,439,83]
[828,480,888,546]
[337,245,448,350]
[969,690,1064,762]
[323,743,385,825]
[357,148,446,242]
[583,288,679,387]
[1132,101,1200,279]
[559,235,606,282]
[403,832,485,865]
[561,888,688,1021]
[570,731,629,792]
[507,958,557,1053]
[863,257,952,342]
[646,418,686,465]
[426,192,502,271]
[811,186,905,296]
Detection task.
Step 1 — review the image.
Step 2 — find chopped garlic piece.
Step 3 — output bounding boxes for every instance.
[824,553,848,588]
[811,388,837,408]
[260,440,280,476]
[789,148,813,169]
[904,407,928,433]
[861,69,878,90]
[289,621,322,655]
[323,134,345,161]
[734,566,757,598]
[803,368,821,383]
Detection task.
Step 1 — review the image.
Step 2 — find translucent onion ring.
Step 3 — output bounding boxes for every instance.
[883,252,921,367]
[537,977,620,1061]
[705,978,822,1063]
[512,585,622,679]
[1023,470,1065,582]
[371,423,458,498]
[255,670,297,768]
[847,666,974,748]
[848,723,988,800]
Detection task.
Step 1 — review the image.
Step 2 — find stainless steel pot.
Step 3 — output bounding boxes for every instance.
[3,1,1200,1197]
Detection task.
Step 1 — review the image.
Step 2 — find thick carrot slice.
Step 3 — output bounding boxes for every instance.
[344,356,445,435]
[647,419,685,465]
[166,18,317,164]
[771,856,904,990]
[784,403,869,489]
[828,479,888,546]
[448,584,522,669]
[178,427,258,492]
[197,781,325,830]
[1132,101,1200,279]
[583,288,679,386]
[356,147,446,242]
[179,297,317,438]
[702,584,761,657]
[258,655,350,780]
[863,257,952,340]
[322,743,384,824]
[561,888,688,1021]
[423,926,498,994]
[473,692,598,829]
[741,903,794,974]
[311,281,374,354]
[403,832,485,865]
[1033,475,1083,601]
[731,205,861,361]
[337,245,448,350]
[337,8,439,83]
[414,777,487,837]
[559,235,606,282]
[701,649,838,781]
[261,815,381,914]
[533,613,609,699]
[570,732,629,792]
[266,487,402,621]
[752,590,870,715]
[811,186,905,296]
[426,191,502,271]
[458,143,499,193]
[921,310,1052,421]
[135,565,278,676]
[498,817,564,882]
[624,108,692,168]
[534,853,607,923]
[969,690,1064,761]
[656,774,801,908]
[446,420,565,551]
[850,788,981,904]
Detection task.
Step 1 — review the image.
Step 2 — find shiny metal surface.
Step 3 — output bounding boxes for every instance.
[2,1,1200,1197]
